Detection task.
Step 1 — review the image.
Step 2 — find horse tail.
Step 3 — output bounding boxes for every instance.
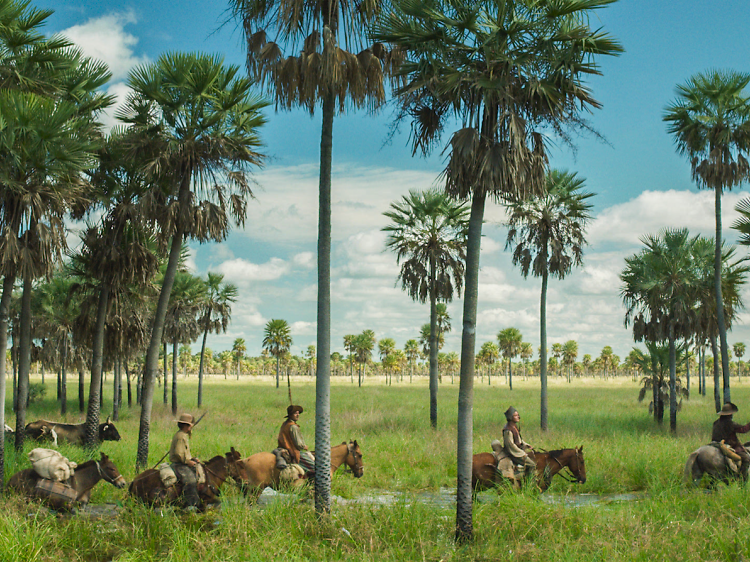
[683,450,701,485]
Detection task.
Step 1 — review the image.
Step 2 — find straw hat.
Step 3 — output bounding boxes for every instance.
[719,402,739,416]
[176,413,195,427]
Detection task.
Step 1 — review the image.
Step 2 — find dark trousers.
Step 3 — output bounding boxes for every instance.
[172,463,199,507]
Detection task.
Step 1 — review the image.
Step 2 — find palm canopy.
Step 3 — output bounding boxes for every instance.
[505,169,595,280]
[383,189,469,303]
[263,318,293,358]
[497,327,523,360]
[664,70,750,192]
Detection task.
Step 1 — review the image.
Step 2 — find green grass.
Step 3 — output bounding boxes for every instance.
[1,374,749,560]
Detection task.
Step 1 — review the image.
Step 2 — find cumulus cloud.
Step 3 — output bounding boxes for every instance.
[293,252,315,269]
[217,257,289,285]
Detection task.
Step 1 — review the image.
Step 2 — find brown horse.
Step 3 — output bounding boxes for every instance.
[8,452,126,510]
[240,440,364,501]
[472,446,586,492]
[128,448,247,508]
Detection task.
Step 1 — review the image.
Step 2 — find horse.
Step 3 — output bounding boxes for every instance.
[7,452,126,510]
[472,446,586,492]
[684,444,743,486]
[239,440,364,501]
[128,448,247,509]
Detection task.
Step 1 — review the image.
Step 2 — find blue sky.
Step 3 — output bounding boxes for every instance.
[40,0,750,363]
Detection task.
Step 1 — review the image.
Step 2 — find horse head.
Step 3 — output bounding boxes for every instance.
[570,446,586,484]
[346,440,364,478]
[226,447,249,483]
[99,418,122,442]
[98,452,127,489]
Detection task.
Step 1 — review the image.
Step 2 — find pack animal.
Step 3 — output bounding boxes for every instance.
[128,448,247,509]
[239,440,364,502]
[472,446,586,492]
[7,452,126,510]
[25,417,121,446]
[684,443,744,486]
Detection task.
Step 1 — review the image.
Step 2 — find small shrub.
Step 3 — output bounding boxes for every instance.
[27,383,46,404]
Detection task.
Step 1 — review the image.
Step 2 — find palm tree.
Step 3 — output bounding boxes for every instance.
[378,338,396,385]
[354,330,377,387]
[621,229,704,433]
[263,319,292,390]
[231,0,399,514]
[197,273,238,407]
[233,338,247,380]
[664,70,750,402]
[520,342,533,380]
[404,339,419,383]
[551,343,563,377]
[477,341,499,385]
[383,189,468,427]
[582,354,592,377]
[506,169,594,429]
[497,328,522,390]
[119,53,267,471]
[562,340,579,383]
[343,334,356,384]
[373,1,620,539]
[734,343,746,381]
[632,342,688,424]
[599,346,614,379]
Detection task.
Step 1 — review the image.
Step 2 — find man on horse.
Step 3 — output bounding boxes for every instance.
[712,402,750,481]
[278,405,315,474]
[502,406,536,479]
[169,413,200,510]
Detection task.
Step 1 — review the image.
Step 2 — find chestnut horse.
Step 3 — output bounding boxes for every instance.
[240,440,364,501]
[8,452,126,510]
[129,448,247,508]
[472,446,586,492]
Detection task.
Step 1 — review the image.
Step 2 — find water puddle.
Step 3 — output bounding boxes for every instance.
[540,492,648,507]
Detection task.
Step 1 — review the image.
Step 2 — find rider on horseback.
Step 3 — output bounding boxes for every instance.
[170,413,200,510]
[502,406,536,479]
[712,402,750,481]
[278,405,315,474]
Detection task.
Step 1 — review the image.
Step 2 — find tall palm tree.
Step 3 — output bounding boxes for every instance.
[354,329,376,387]
[497,328,522,390]
[378,337,396,385]
[621,229,704,433]
[383,189,468,428]
[664,70,750,403]
[231,0,399,514]
[263,319,293,390]
[119,53,267,471]
[506,169,594,428]
[197,273,238,407]
[734,342,746,381]
[562,340,579,383]
[374,2,620,537]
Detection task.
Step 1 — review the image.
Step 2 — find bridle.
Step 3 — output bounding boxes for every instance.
[341,445,363,476]
[547,448,584,484]
[95,461,125,486]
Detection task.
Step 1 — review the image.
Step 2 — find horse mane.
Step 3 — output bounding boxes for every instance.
[545,448,570,458]
[205,455,225,466]
[75,459,98,470]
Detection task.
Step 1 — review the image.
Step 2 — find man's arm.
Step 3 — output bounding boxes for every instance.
[503,429,527,459]
[290,424,309,451]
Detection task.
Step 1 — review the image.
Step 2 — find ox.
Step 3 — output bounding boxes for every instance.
[25,417,121,446]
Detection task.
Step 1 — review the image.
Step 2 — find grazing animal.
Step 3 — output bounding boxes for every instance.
[472,446,586,492]
[684,444,742,486]
[25,417,121,446]
[239,440,364,502]
[128,448,247,508]
[7,452,126,510]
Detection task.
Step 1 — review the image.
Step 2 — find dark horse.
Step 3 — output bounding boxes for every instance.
[240,440,364,502]
[472,446,586,492]
[8,452,127,510]
[128,448,247,508]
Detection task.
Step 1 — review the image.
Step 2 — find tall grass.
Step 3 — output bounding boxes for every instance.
[1,375,748,560]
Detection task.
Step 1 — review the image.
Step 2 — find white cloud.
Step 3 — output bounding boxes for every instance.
[217,257,289,285]
[62,12,148,82]
[290,321,316,335]
[293,252,315,269]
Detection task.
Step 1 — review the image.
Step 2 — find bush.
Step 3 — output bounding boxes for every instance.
[27,383,46,404]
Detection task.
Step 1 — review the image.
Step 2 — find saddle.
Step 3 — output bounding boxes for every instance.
[271,448,306,482]
[490,440,525,480]
[710,440,741,473]
[157,463,206,488]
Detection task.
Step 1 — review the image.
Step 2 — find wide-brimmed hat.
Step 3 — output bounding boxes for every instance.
[286,404,303,418]
[719,402,739,416]
[504,406,518,422]
[176,413,195,427]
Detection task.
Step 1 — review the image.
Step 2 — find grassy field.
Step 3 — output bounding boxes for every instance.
[1,374,749,561]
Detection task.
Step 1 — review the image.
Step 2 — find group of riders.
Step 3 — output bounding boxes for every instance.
[168,399,750,508]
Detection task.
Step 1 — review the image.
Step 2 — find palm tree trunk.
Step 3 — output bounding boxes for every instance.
[137,222,186,470]
[540,266,549,431]
[714,187,731,404]
[78,366,85,413]
[456,191,485,544]
[198,325,209,407]
[163,342,168,404]
[314,80,334,515]
[668,324,677,434]
[15,277,33,451]
[275,355,280,388]
[429,255,438,429]
[172,340,178,417]
[0,274,15,489]
[712,336,721,412]
[125,361,132,407]
[508,357,513,391]
[60,343,68,416]
[84,283,110,449]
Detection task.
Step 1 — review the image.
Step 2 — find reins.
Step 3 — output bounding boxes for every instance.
[545,449,581,484]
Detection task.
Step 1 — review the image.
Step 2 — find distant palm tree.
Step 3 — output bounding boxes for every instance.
[664,70,750,401]
[520,343,533,380]
[562,340,579,383]
[734,342,746,381]
[404,339,419,383]
[383,189,468,428]
[263,319,292,391]
[354,330,376,387]
[506,169,594,431]
[378,338,396,385]
[497,328,523,390]
[197,273,238,407]
[233,338,247,380]
[343,335,356,384]
[477,341,499,385]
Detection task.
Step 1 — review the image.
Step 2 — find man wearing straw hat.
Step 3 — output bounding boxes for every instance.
[712,402,750,481]
[278,405,315,473]
[502,406,536,479]
[169,413,200,510]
